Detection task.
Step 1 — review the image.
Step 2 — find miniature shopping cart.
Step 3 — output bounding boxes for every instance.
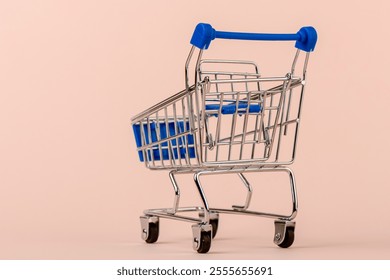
[131,23,317,253]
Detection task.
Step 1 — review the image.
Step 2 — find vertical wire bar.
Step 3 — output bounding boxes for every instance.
[215,73,219,94]
[284,50,301,135]
[251,66,262,159]
[239,91,250,160]
[268,89,274,128]
[290,52,310,161]
[266,81,287,160]
[181,97,190,165]
[185,94,194,166]
[274,80,291,161]
[261,92,269,159]
[251,111,260,159]
[146,117,155,167]
[302,52,310,80]
[214,92,224,161]
[139,120,148,168]
[199,63,206,163]
[183,46,196,166]
[184,46,195,90]
[191,50,204,166]
[228,92,239,160]
[241,74,249,159]
[164,107,175,167]
[172,102,182,166]
[283,88,294,135]
[202,80,208,162]
[291,49,301,75]
[155,111,165,167]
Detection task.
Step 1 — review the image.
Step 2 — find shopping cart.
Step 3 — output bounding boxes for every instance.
[131,23,317,253]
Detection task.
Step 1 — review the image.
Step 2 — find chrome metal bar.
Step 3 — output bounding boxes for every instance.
[239,92,250,160]
[284,50,301,135]
[290,49,300,76]
[193,49,203,165]
[192,167,298,220]
[275,78,291,161]
[232,173,253,210]
[251,65,262,159]
[155,112,165,167]
[214,92,224,161]
[269,79,288,160]
[201,71,261,77]
[185,46,195,90]
[146,117,155,166]
[181,97,190,165]
[144,209,202,223]
[172,102,182,165]
[209,76,297,84]
[167,170,180,214]
[138,120,149,168]
[228,93,239,160]
[209,208,291,220]
[193,171,211,223]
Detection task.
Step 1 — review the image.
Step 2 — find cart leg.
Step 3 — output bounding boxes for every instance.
[193,171,211,223]
[192,171,213,253]
[232,173,253,211]
[167,170,180,214]
[274,167,297,248]
[283,167,298,221]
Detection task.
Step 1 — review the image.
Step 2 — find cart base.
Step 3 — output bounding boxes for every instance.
[139,166,298,253]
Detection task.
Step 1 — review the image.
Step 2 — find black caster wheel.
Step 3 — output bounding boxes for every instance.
[210,218,219,239]
[277,227,294,248]
[192,223,212,253]
[197,231,212,254]
[145,221,159,243]
[140,216,159,244]
[274,220,295,248]
[199,212,219,239]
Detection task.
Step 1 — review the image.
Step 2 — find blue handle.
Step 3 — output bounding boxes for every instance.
[190,23,317,52]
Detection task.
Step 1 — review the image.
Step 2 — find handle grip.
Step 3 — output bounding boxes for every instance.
[190,23,317,52]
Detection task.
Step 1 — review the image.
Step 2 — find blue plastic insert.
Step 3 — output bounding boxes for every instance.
[205,102,261,115]
[132,121,195,162]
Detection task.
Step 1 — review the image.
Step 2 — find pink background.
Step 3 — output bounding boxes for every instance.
[1,0,389,259]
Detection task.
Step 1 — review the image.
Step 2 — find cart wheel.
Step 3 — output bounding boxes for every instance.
[210,218,219,239]
[145,221,159,243]
[192,223,212,253]
[140,216,159,244]
[199,212,219,239]
[277,227,294,248]
[197,231,212,253]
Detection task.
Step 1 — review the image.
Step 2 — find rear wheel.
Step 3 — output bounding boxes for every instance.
[277,227,294,248]
[210,218,219,239]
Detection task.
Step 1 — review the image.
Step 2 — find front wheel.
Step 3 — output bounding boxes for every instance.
[197,231,212,253]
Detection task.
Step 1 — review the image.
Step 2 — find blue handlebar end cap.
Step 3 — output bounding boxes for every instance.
[295,26,317,52]
[190,23,216,49]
